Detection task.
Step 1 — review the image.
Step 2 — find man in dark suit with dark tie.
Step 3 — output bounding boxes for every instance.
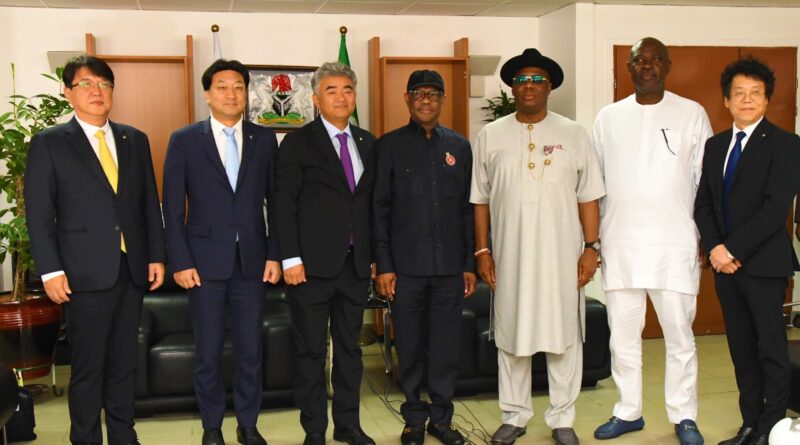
[274,62,376,445]
[162,59,282,445]
[695,57,800,445]
[25,55,165,445]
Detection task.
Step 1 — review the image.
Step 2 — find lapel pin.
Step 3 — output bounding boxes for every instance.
[249,135,253,140]
[359,137,363,142]
[122,135,127,140]
[762,133,766,137]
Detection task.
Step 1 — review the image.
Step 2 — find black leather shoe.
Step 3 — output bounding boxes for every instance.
[202,428,225,445]
[237,426,268,445]
[333,425,376,445]
[426,423,465,445]
[718,427,755,445]
[401,424,425,445]
[303,432,326,445]
[747,434,767,445]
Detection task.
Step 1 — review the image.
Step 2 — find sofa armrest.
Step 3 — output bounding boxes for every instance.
[136,308,154,397]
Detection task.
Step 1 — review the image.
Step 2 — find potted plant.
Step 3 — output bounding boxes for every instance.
[481,88,516,122]
[0,64,73,381]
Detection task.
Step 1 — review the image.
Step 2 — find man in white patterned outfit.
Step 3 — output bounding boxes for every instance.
[591,37,712,445]
[472,48,605,445]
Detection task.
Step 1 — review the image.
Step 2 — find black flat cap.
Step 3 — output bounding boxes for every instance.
[407,69,445,93]
[500,48,564,89]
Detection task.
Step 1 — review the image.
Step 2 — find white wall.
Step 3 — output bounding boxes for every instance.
[539,3,577,120]
[0,7,538,143]
[589,4,800,131]
[0,6,538,290]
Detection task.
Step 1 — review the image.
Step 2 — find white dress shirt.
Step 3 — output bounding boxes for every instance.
[209,115,244,166]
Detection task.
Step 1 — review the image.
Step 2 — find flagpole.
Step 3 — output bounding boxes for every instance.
[212,24,222,60]
[338,26,359,126]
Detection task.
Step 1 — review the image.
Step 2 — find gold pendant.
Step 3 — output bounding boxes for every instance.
[528,162,535,169]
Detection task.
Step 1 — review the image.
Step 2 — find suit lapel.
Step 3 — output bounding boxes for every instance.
[65,117,115,195]
[200,119,231,190]
[351,127,371,193]
[731,119,770,186]
[236,122,255,192]
[311,119,351,193]
[109,121,129,199]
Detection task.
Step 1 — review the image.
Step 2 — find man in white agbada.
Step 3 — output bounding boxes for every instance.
[471,48,605,445]
[591,37,712,445]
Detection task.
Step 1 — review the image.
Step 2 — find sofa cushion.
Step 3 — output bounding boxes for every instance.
[149,333,235,395]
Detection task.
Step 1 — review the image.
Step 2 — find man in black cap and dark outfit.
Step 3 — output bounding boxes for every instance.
[373,69,477,445]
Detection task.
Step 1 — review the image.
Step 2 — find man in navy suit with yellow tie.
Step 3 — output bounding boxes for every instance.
[163,59,282,445]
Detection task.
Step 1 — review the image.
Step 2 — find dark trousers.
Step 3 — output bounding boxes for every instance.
[288,253,368,434]
[65,254,143,445]
[188,250,265,429]
[392,274,464,426]
[715,272,790,434]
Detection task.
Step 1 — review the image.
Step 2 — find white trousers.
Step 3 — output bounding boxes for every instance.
[606,288,698,423]
[497,339,583,429]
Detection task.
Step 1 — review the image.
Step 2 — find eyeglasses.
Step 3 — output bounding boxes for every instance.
[70,80,114,90]
[512,75,549,86]
[408,90,444,101]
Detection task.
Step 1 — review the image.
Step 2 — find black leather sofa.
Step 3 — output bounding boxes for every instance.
[0,363,18,434]
[455,282,611,395]
[133,276,295,416]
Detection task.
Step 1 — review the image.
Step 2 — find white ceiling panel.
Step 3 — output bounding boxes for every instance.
[41,0,138,8]
[1,1,800,17]
[401,2,497,15]
[233,0,324,13]
[139,0,231,11]
[319,1,412,14]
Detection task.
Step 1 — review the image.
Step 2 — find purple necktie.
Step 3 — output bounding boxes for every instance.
[336,133,356,192]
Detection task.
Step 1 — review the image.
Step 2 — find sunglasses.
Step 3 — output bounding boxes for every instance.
[512,75,549,86]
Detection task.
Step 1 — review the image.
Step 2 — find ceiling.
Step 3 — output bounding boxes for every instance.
[1,0,800,17]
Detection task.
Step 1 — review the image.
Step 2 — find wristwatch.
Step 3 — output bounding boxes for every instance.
[584,240,601,252]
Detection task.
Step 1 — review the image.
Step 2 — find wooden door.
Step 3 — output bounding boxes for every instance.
[612,45,797,338]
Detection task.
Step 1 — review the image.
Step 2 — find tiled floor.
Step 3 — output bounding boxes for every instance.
[18,329,800,445]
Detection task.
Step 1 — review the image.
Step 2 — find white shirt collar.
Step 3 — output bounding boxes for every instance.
[320,115,352,140]
[209,114,243,135]
[733,116,764,138]
[74,115,111,136]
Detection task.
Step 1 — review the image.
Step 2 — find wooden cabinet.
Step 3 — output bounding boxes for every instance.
[368,37,469,138]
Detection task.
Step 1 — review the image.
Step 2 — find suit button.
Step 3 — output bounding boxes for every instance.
[114,226,120,232]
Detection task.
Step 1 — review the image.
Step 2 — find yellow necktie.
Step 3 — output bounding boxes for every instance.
[95,129,126,252]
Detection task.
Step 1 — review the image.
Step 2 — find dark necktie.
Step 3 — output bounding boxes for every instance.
[722,130,746,233]
[336,133,356,192]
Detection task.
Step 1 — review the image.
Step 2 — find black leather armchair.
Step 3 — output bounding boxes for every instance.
[133,276,295,417]
[455,282,611,395]
[0,363,17,441]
